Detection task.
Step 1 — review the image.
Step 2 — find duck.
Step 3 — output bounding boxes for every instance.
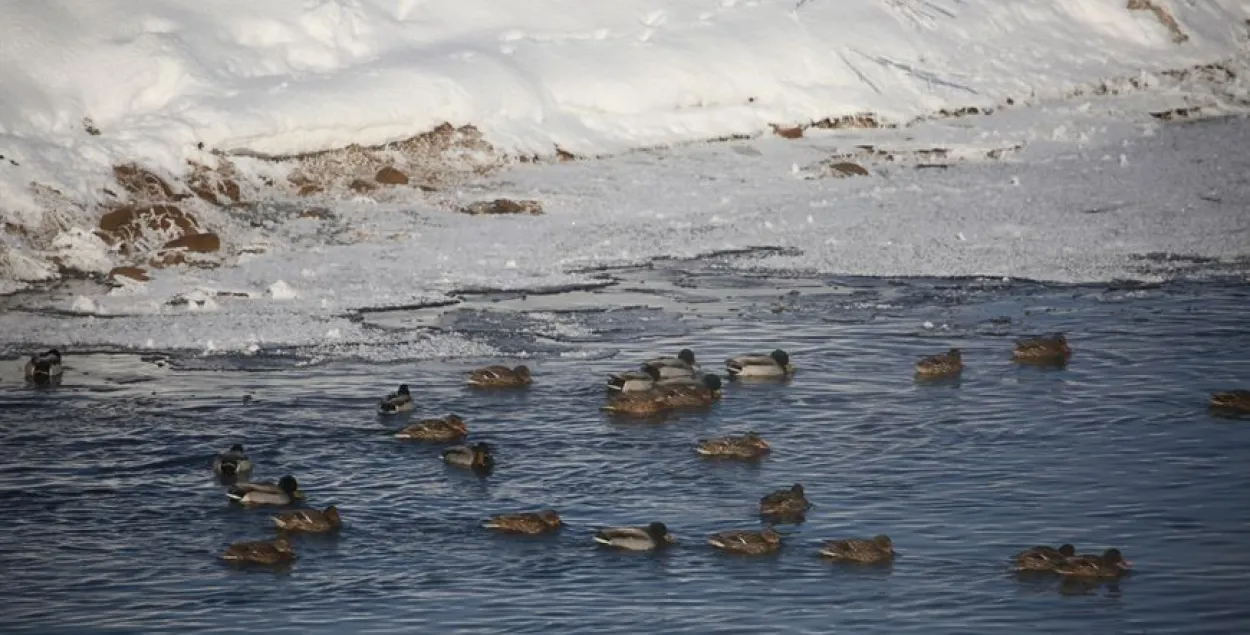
[24,349,63,385]
[601,391,672,417]
[1210,390,1250,413]
[606,366,661,392]
[482,510,563,534]
[273,505,342,533]
[468,365,532,388]
[394,414,468,442]
[593,522,676,551]
[915,348,963,379]
[212,444,254,480]
[1012,334,1071,365]
[227,475,304,507]
[708,527,782,555]
[642,349,698,379]
[378,384,414,414]
[221,536,296,566]
[819,535,896,564]
[1053,548,1132,578]
[726,349,795,378]
[1013,543,1076,572]
[759,483,811,518]
[696,432,771,459]
[443,442,494,473]
[657,375,723,408]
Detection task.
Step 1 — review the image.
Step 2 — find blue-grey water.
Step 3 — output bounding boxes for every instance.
[2,267,1249,634]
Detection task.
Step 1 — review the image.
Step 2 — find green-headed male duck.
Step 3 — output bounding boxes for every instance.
[642,349,698,379]
[1013,543,1076,572]
[606,365,662,392]
[213,444,254,481]
[759,483,811,519]
[1012,334,1071,365]
[227,475,304,507]
[443,441,494,474]
[1053,548,1132,578]
[593,522,676,551]
[819,535,896,564]
[708,527,782,555]
[482,510,563,535]
[468,365,532,388]
[696,432,771,460]
[221,536,296,566]
[378,384,414,415]
[24,349,63,385]
[273,505,342,533]
[726,349,795,378]
[915,348,963,379]
[1210,390,1250,413]
[395,414,468,442]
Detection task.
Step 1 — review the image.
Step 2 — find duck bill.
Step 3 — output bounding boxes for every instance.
[1117,560,1133,570]
[293,490,307,500]
[785,364,796,373]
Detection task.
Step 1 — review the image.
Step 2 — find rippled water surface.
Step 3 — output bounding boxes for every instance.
[3,269,1250,634]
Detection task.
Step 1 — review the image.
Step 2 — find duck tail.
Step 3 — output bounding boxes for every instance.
[592,534,612,545]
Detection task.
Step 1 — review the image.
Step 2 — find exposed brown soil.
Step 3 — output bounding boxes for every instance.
[1127,0,1189,44]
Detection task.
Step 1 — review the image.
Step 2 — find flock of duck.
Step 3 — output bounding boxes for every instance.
[17,335,1250,575]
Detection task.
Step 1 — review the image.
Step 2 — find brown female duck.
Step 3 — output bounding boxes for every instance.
[1013,543,1076,572]
[759,483,811,518]
[273,505,342,533]
[394,414,468,442]
[915,348,963,379]
[1012,334,1071,365]
[442,442,495,474]
[221,536,296,565]
[468,365,532,388]
[1210,390,1250,413]
[819,535,896,564]
[708,527,782,555]
[1053,548,1132,578]
[482,510,563,534]
[696,432,771,459]
[658,375,723,408]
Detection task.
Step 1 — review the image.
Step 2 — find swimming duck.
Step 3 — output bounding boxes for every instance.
[273,505,342,533]
[378,384,414,414]
[1210,390,1250,413]
[394,414,468,442]
[1013,543,1076,572]
[606,366,661,392]
[759,483,811,518]
[819,535,896,564]
[443,442,495,473]
[915,348,963,379]
[482,510,563,534]
[227,475,304,507]
[658,375,723,408]
[1012,334,1071,365]
[221,536,296,565]
[593,522,676,551]
[726,349,795,378]
[213,444,254,480]
[708,527,782,555]
[696,432,771,459]
[642,349,698,379]
[1053,548,1132,578]
[24,349,63,385]
[601,391,672,416]
[468,365,532,388]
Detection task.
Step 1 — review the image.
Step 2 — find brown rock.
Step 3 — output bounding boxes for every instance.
[461,198,544,215]
[163,232,221,253]
[149,250,187,268]
[375,166,409,185]
[113,164,176,201]
[771,124,804,139]
[108,266,150,282]
[555,147,578,161]
[349,179,377,194]
[99,204,200,242]
[829,162,870,178]
[298,183,324,196]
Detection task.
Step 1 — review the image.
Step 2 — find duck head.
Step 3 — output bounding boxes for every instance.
[397,384,411,396]
[278,475,304,499]
[538,510,562,528]
[471,442,495,469]
[770,349,791,366]
[677,349,696,365]
[761,528,782,544]
[1102,548,1131,569]
[790,483,805,497]
[872,534,894,551]
[273,537,294,552]
[513,365,532,381]
[702,374,723,392]
[947,348,962,361]
[1058,543,1076,557]
[323,505,342,527]
[445,414,468,433]
[744,432,770,450]
[646,521,673,543]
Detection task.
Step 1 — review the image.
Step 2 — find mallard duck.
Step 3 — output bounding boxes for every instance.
[726,349,795,378]
[696,432,771,459]
[443,442,494,473]
[658,375,723,408]
[1210,390,1250,413]
[378,384,414,414]
[1054,548,1132,578]
[819,535,895,563]
[642,349,698,379]
[606,365,662,392]
[1012,334,1071,365]
[213,444,254,480]
[394,414,468,442]
[273,505,342,533]
[482,510,563,534]
[24,349,63,385]
[1013,543,1076,572]
[759,483,811,518]
[221,536,296,565]
[708,527,782,555]
[227,475,304,506]
[593,522,676,551]
[915,348,963,379]
[468,365,532,387]
[601,391,671,416]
